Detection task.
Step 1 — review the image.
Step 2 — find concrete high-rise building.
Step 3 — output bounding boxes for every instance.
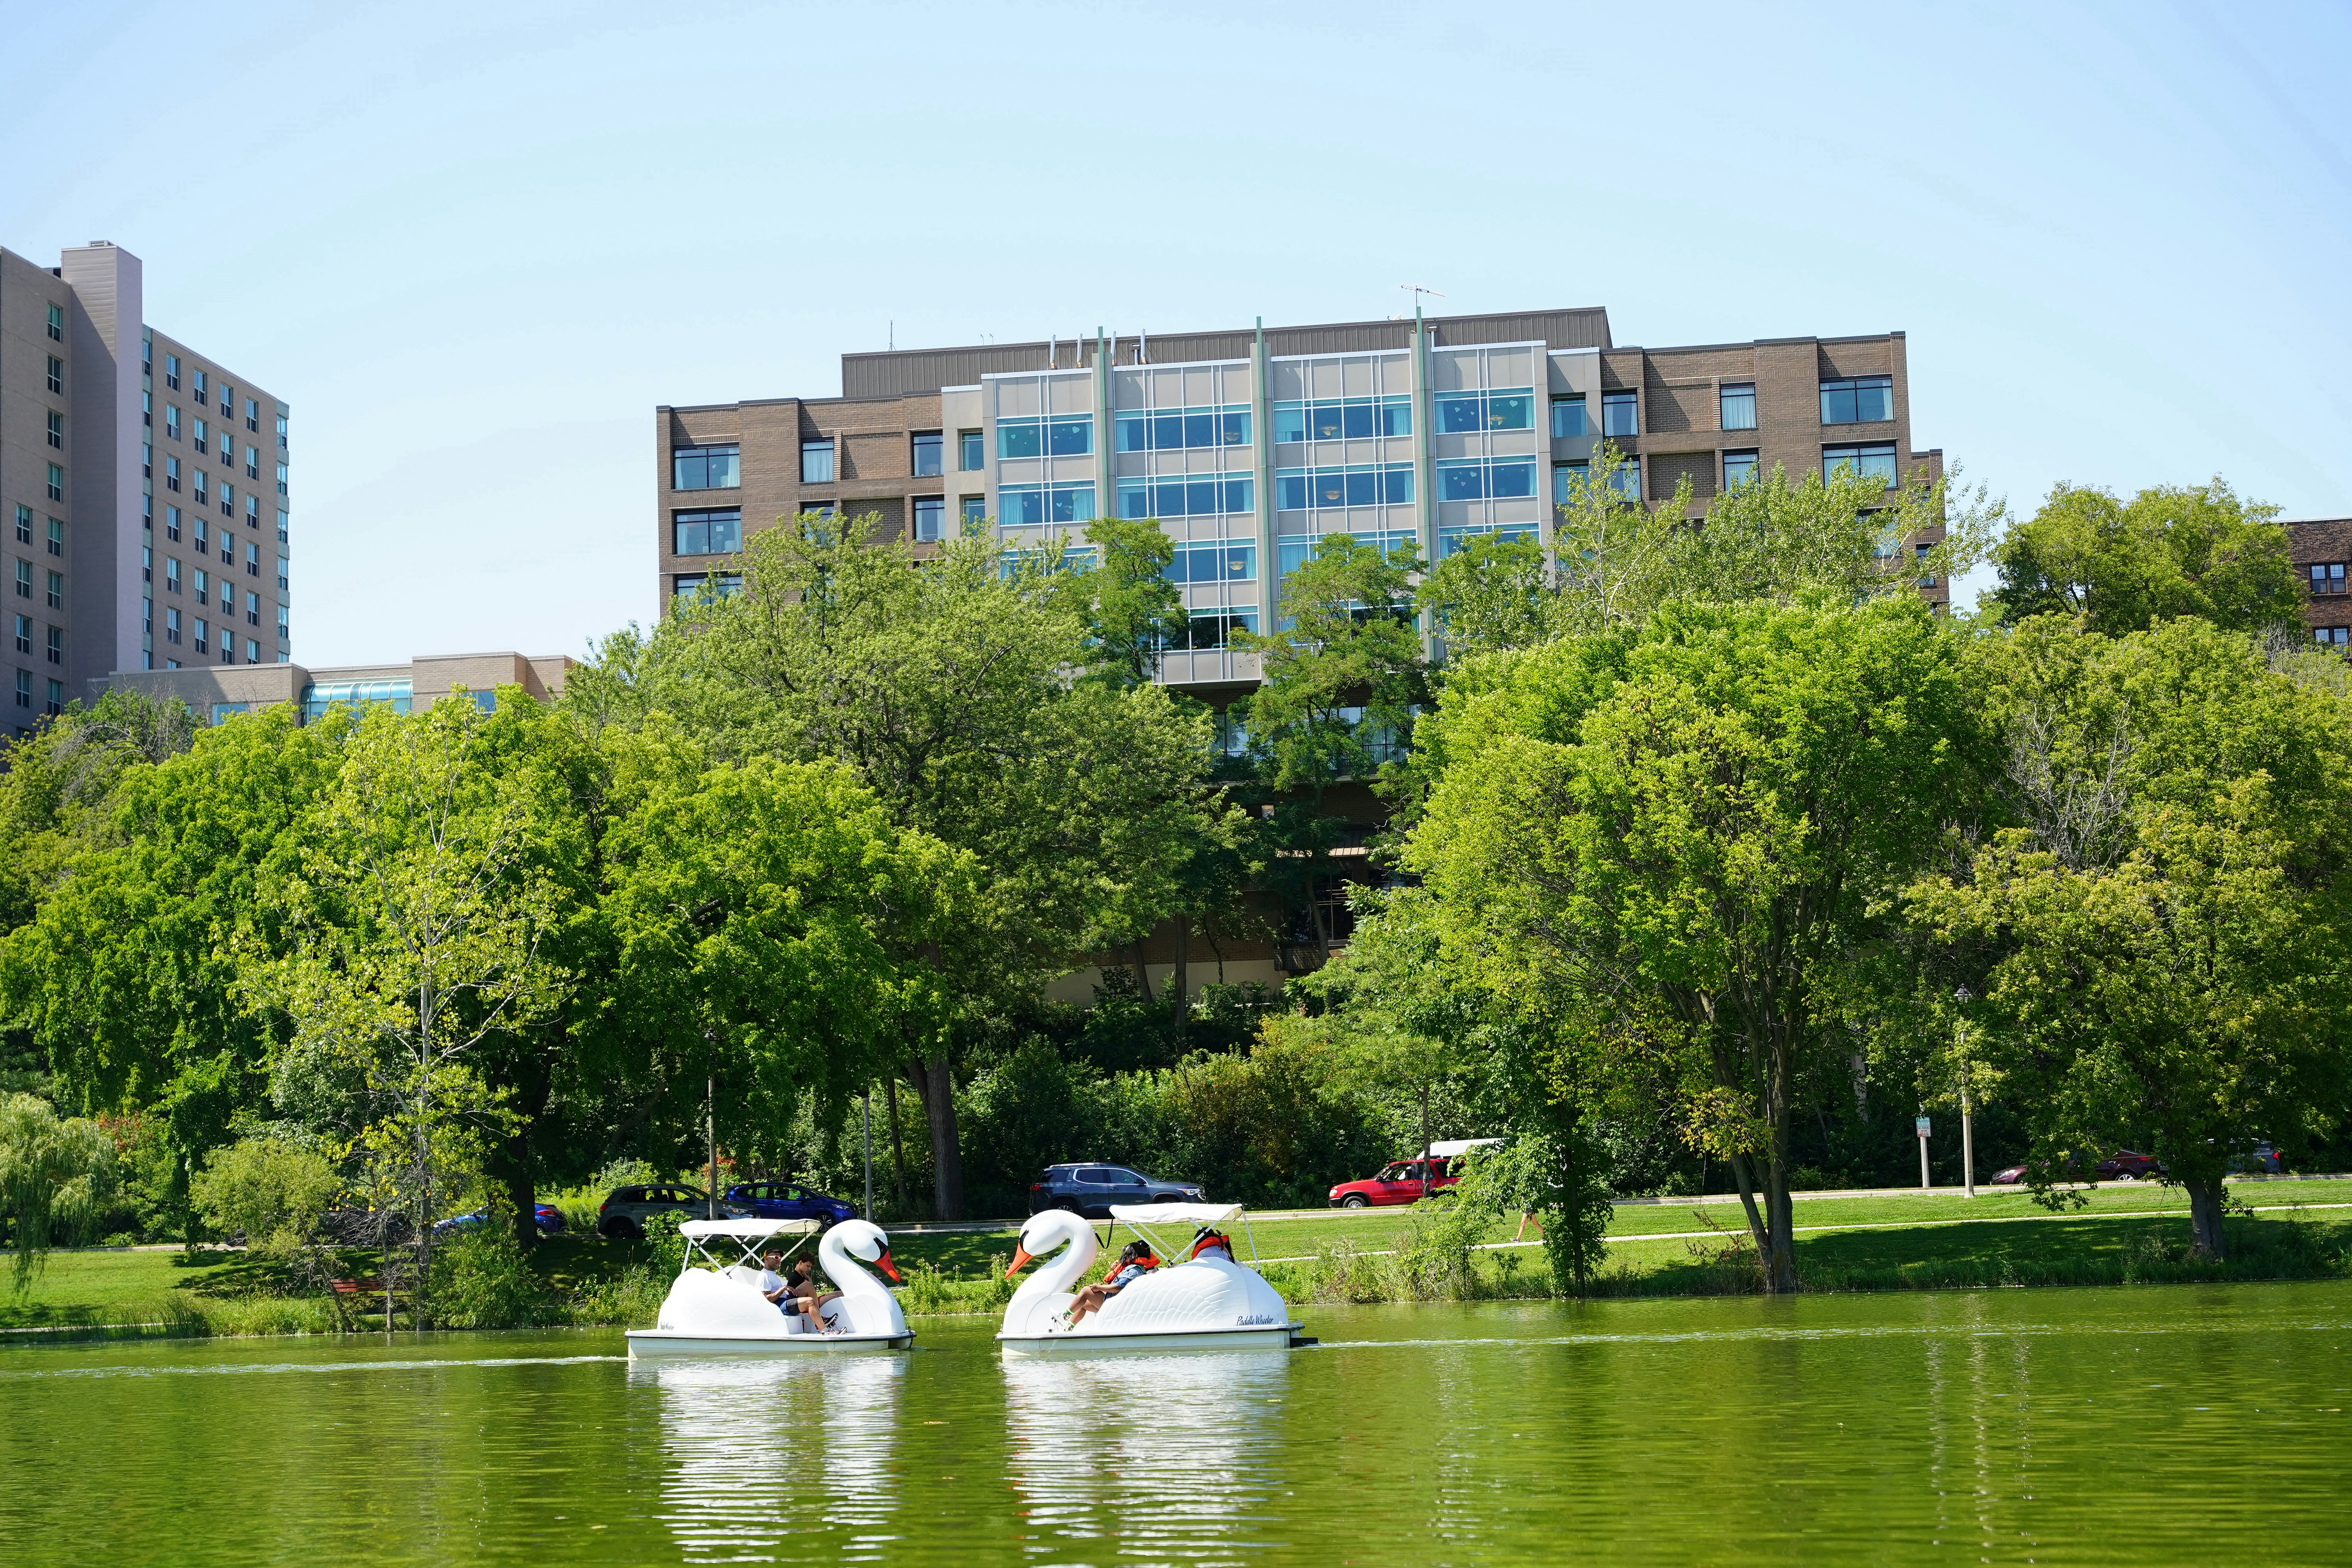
[655,306,1945,698]
[2,240,289,735]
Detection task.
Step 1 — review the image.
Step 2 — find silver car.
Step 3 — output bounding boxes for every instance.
[597,1183,748,1239]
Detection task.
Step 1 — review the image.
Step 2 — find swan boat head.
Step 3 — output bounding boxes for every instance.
[818,1220,910,1337]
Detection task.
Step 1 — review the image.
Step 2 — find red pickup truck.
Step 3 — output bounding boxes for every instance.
[1328,1158,1460,1209]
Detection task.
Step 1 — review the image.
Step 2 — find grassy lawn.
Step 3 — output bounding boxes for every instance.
[8,1179,2345,1336]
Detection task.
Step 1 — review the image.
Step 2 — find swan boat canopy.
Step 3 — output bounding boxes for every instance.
[625,1218,914,1357]
[998,1201,1306,1355]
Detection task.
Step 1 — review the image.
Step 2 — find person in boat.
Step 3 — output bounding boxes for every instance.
[1066,1240,1157,1327]
[755,1249,793,1312]
[1186,1230,1234,1262]
[785,1254,844,1332]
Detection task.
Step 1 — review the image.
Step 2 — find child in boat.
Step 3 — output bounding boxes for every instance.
[1186,1231,1234,1261]
[785,1254,844,1331]
[1066,1240,1157,1326]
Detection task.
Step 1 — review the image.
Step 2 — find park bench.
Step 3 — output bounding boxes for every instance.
[328,1278,409,1327]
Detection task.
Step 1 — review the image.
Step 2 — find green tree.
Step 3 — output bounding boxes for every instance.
[1907,616,2352,1256]
[0,1092,116,1286]
[1237,532,1429,791]
[1990,477,2298,636]
[1058,516,1189,688]
[189,1135,340,1294]
[616,513,1233,1217]
[1406,595,1985,1290]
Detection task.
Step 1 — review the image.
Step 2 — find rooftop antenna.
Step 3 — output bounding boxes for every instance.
[888,319,894,351]
[1139,325,1148,365]
[1400,283,1444,345]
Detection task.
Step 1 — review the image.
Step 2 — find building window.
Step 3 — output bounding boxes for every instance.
[276,509,289,545]
[911,430,944,477]
[44,572,62,610]
[799,439,835,483]
[46,465,63,502]
[1820,375,1893,425]
[1554,460,1587,504]
[165,457,181,492]
[245,639,259,663]
[672,572,743,603]
[194,617,210,654]
[912,495,946,542]
[1114,407,1253,452]
[13,561,29,598]
[45,357,62,395]
[2316,626,2350,648]
[44,679,61,716]
[1551,396,1586,438]
[277,556,289,590]
[2308,563,2346,596]
[996,483,1096,527]
[245,541,260,576]
[996,417,1093,460]
[45,624,62,665]
[142,544,151,583]
[165,606,181,643]
[246,592,260,626]
[45,303,62,342]
[142,597,151,636]
[1916,541,1937,587]
[45,412,63,449]
[165,354,179,390]
[12,615,28,654]
[13,505,29,544]
[245,397,260,432]
[219,384,233,413]
[194,472,208,506]
[1723,449,1759,489]
[45,518,63,557]
[193,370,208,401]
[1436,459,1540,501]
[1720,383,1757,431]
[13,668,28,708]
[166,405,181,440]
[275,462,288,496]
[673,508,742,555]
[196,567,211,606]
[959,430,984,471]
[1115,475,1254,519]
[1601,392,1638,438]
[192,417,207,454]
[166,505,181,542]
[1272,397,1412,444]
[1608,457,1642,503]
[1274,464,1416,511]
[960,495,986,530]
[166,557,181,593]
[672,443,740,490]
[1824,443,1898,488]
[1167,608,1260,652]
[245,495,260,524]
[1165,543,1256,584]
[1433,390,1536,434]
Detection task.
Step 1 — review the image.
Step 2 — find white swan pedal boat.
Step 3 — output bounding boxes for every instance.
[998,1201,1305,1356]
[626,1217,913,1357]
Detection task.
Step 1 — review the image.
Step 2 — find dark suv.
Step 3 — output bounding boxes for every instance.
[1029,1163,1204,1218]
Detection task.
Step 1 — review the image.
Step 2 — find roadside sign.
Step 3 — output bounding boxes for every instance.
[1915,1116,1932,1138]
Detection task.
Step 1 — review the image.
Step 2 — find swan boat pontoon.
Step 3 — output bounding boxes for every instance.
[998,1201,1306,1356]
[626,1217,914,1357]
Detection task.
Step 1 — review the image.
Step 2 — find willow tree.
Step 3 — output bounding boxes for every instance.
[1408,595,1984,1291]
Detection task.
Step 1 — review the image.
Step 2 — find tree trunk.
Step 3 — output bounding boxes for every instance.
[2187,1178,2228,1259]
[1129,942,1154,1004]
[494,1045,554,1254]
[1171,915,1188,1046]
[913,1054,965,1220]
[886,1072,908,1207]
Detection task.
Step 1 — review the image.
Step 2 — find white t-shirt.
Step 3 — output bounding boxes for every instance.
[755,1269,787,1302]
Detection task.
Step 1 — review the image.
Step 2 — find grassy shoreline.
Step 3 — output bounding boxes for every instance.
[9,1182,2348,1342]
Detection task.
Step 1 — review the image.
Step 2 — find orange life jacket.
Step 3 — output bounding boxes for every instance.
[1185,1231,1234,1261]
[1101,1251,1158,1284]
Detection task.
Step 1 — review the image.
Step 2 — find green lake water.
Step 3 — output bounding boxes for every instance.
[4,1282,2348,1566]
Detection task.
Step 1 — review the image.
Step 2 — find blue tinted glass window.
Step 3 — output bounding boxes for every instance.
[1310,404,1346,441]
[1049,483,1092,521]
[960,495,986,528]
[1278,539,1313,574]
[1488,460,1535,498]
[1314,471,1347,507]
[1439,461,1485,501]
[912,432,943,477]
[1116,416,1147,453]
[673,445,740,490]
[673,508,742,554]
[1220,410,1251,446]
[1486,393,1534,430]
[1855,378,1893,422]
[1276,473,1308,510]
[960,430,984,470]
[1381,397,1412,437]
[1720,384,1757,431]
[1723,450,1759,488]
[1341,402,1375,439]
[1381,465,1414,505]
[913,496,945,541]
[1273,404,1306,444]
[1117,481,1147,519]
[1001,486,1045,526]
[999,421,1042,459]
[1048,419,1093,456]
[1223,477,1253,514]
[1186,479,1217,516]
[1183,413,1214,448]
[1435,394,1483,434]
[798,440,831,483]
[1151,415,1183,451]
[1343,470,1376,506]
[1602,393,1637,437]
[1554,461,1585,504]
[1551,396,1586,438]
[1824,443,1896,488]
[1608,459,1641,502]
[1820,384,1856,424]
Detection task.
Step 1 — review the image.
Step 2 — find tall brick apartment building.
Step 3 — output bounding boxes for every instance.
[656,307,1946,699]
[2287,519,2352,647]
[2,240,290,736]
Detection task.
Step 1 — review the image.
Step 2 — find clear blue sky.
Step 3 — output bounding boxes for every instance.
[5,0,2346,663]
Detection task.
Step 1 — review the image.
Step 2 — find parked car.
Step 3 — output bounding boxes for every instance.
[724,1180,856,1228]
[1328,1157,1463,1209]
[432,1203,566,1238]
[1990,1165,2028,1185]
[1028,1163,1204,1218]
[597,1184,746,1239]
[2229,1142,2285,1175]
[2095,1151,2167,1181]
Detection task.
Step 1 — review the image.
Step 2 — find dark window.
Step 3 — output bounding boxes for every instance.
[166,505,181,542]
[45,571,62,610]
[11,615,27,654]
[12,506,28,544]
[46,465,62,502]
[1820,375,1893,425]
[673,508,742,555]
[1720,383,1757,431]
[1601,392,1637,437]
[911,430,944,477]
[44,624,62,665]
[2316,626,2350,648]
[165,354,179,390]
[45,357,62,395]
[46,411,63,449]
[45,304,62,342]
[45,518,63,557]
[672,444,741,490]
[1824,443,1898,488]
[800,439,835,484]
[2308,563,2346,595]
[960,495,986,530]
[13,560,29,598]
[913,495,945,542]
[13,668,27,708]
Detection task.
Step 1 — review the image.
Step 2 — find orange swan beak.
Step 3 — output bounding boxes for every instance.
[873,1247,902,1285]
[1005,1244,1035,1280]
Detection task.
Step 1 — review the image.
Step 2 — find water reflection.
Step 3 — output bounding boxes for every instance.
[637,1354,907,1563]
[1002,1352,1290,1564]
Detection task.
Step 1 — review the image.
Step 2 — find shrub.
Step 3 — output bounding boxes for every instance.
[590,1155,660,1194]
[431,1225,559,1329]
[190,1138,338,1258]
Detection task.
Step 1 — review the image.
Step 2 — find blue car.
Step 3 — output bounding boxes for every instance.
[433,1203,566,1238]
[724,1180,857,1227]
